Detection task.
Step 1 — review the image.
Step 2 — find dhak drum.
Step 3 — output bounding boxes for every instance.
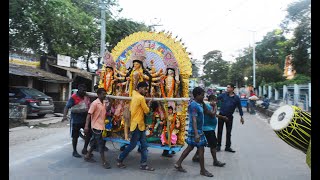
[270,105,311,154]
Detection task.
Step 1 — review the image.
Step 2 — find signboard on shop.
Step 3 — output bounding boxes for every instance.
[57,54,71,67]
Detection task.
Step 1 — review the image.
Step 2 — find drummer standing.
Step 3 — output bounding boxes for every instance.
[216,83,244,153]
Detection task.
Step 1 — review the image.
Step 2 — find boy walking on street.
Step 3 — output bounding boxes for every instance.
[174,87,213,177]
[192,94,226,167]
[116,82,155,171]
[83,88,111,169]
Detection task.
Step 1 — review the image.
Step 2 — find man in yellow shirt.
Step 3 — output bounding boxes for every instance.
[116,82,155,171]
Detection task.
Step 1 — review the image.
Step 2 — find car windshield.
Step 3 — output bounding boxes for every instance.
[21,88,48,97]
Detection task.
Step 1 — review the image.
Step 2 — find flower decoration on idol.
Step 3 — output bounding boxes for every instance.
[99,50,115,94]
[117,42,152,96]
[164,51,180,84]
[160,51,180,100]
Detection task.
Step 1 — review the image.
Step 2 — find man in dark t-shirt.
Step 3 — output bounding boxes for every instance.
[216,83,244,153]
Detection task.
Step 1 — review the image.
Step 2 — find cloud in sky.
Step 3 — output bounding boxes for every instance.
[116,0,297,62]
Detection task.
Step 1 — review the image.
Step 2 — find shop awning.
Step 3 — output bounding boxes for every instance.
[9,63,72,83]
[49,64,93,80]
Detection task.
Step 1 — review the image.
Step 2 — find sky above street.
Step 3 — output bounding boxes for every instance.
[115,0,298,63]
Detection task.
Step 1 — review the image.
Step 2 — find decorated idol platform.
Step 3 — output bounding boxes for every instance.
[87,31,192,152]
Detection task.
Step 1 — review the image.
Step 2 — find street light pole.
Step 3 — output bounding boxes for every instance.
[98,0,106,70]
[251,31,256,89]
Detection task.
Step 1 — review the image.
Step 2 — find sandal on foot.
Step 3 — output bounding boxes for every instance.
[200,170,213,177]
[103,161,111,169]
[213,161,226,167]
[140,165,155,171]
[82,150,94,157]
[84,157,96,163]
[73,151,82,158]
[116,159,126,169]
[81,149,88,155]
[174,164,187,173]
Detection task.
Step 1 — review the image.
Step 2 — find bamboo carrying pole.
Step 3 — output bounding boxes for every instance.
[86,92,190,101]
[87,92,189,147]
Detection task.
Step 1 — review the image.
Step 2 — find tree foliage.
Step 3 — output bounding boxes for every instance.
[106,18,151,51]
[282,0,311,76]
[270,74,310,89]
[190,58,200,78]
[228,55,252,87]
[254,64,285,86]
[224,0,311,88]
[9,0,150,71]
[202,50,229,86]
[10,0,98,57]
[255,29,291,68]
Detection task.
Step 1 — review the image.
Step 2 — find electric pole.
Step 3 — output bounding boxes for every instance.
[253,31,256,89]
[98,0,106,70]
[249,30,256,89]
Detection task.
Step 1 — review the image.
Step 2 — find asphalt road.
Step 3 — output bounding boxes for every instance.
[9,110,311,180]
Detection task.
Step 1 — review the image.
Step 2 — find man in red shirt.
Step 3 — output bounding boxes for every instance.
[62,84,91,158]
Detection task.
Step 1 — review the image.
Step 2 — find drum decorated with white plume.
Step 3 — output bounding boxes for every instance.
[270,105,311,154]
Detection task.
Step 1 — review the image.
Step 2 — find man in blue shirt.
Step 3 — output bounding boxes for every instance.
[216,83,244,153]
[191,95,226,167]
[174,87,213,177]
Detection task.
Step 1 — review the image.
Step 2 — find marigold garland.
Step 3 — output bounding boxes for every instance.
[104,71,113,93]
[162,113,177,145]
[160,76,175,98]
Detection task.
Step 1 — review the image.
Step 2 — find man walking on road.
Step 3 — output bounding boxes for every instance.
[174,87,213,177]
[83,88,111,169]
[116,82,155,171]
[62,84,91,158]
[216,83,244,153]
[192,94,226,167]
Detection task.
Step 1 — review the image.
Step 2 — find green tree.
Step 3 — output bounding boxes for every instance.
[9,0,150,72]
[247,63,285,86]
[106,18,151,50]
[229,0,311,87]
[281,0,311,76]
[255,29,291,67]
[202,50,229,86]
[10,0,96,57]
[228,53,252,87]
[190,58,200,78]
[9,0,43,52]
